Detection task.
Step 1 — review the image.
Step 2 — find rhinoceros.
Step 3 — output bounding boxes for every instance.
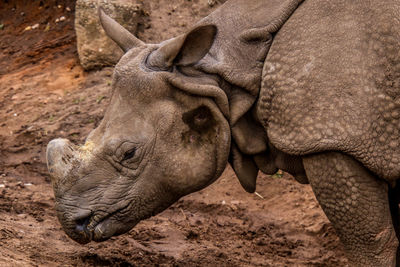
[46,0,400,265]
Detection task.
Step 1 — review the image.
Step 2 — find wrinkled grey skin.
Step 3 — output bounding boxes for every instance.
[47,0,400,266]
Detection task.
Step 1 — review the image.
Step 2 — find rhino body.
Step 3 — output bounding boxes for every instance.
[46,0,400,265]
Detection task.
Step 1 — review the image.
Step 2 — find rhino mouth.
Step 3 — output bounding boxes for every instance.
[71,206,134,244]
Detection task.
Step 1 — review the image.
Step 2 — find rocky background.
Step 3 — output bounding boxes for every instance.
[75,0,146,69]
[0,0,348,266]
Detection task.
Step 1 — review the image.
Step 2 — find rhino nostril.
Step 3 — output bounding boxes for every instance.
[75,216,91,233]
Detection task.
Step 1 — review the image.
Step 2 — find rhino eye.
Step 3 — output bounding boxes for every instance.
[122,148,136,161]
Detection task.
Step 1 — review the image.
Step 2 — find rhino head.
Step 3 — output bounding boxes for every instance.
[46,9,232,244]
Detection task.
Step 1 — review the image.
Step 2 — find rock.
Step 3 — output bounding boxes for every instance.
[75,0,147,70]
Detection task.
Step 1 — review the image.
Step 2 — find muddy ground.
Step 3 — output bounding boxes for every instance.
[0,0,348,266]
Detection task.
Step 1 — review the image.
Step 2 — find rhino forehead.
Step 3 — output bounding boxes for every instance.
[112,62,173,100]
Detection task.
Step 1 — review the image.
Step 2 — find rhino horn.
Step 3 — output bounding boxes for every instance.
[98,7,145,52]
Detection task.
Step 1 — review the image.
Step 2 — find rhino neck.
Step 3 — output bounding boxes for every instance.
[170,0,304,151]
[173,0,304,192]
[192,0,304,146]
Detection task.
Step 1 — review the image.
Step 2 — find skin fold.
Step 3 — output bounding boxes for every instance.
[46,0,400,265]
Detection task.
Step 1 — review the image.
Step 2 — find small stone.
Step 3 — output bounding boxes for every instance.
[66,7,71,12]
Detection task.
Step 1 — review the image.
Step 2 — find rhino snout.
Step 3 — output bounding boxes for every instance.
[72,211,93,244]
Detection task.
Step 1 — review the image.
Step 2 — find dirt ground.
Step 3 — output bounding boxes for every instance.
[0,0,349,266]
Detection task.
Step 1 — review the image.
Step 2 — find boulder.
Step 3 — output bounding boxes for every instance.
[75,0,147,70]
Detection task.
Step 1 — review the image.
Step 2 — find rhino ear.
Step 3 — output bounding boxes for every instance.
[98,7,145,52]
[147,25,217,70]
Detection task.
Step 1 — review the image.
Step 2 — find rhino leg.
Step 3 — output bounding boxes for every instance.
[389,183,400,264]
[303,152,398,267]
